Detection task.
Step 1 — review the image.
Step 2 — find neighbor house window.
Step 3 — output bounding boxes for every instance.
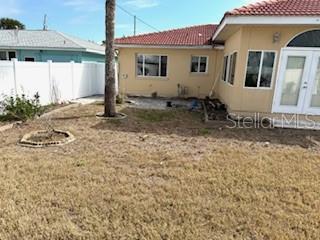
[245,51,276,88]
[191,56,208,73]
[25,57,35,62]
[0,51,16,61]
[222,52,237,85]
[8,51,16,60]
[0,51,7,60]
[137,54,168,77]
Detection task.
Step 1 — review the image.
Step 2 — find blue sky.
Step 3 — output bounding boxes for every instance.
[1,0,258,43]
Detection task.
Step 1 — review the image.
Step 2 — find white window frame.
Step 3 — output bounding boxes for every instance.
[136,54,168,78]
[0,50,17,61]
[243,50,277,90]
[190,55,209,74]
[222,51,237,86]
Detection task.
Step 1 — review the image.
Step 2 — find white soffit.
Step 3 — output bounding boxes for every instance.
[213,16,320,41]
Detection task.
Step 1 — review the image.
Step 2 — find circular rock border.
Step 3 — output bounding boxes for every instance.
[96,112,127,120]
[18,129,76,148]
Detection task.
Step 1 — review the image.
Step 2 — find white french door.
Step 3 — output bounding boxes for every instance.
[304,52,320,114]
[273,49,320,115]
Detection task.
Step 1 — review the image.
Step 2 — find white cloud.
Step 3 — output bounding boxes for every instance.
[123,0,159,9]
[63,0,102,12]
[0,0,21,16]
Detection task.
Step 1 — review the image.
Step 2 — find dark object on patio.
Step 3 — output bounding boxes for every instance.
[190,100,200,111]
[204,98,228,121]
[151,92,158,98]
[167,101,173,108]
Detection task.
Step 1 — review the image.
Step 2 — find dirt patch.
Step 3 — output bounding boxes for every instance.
[0,121,9,127]
[26,130,70,143]
[0,104,320,239]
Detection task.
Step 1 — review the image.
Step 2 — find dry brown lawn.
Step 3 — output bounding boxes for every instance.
[0,103,320,240]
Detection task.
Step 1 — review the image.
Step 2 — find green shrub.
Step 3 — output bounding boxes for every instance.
[0,93,44,121]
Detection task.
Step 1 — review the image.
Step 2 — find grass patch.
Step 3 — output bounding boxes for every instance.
[135,109,178,122]
[1,104,320,239]
[198,128,211,135]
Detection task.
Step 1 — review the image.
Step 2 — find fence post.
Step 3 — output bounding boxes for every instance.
[12,58,18,95]
[48,60,53,103]
[70,61,75,99]
[92,63,97,95]
[95,63,99,95]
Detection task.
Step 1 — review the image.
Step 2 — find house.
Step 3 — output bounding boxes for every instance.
[0,30,105,63]
[115,0,320,123]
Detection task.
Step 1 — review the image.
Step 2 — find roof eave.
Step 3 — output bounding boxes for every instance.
[0,46,105,55]
[85,48,105,55]
[212,15,320,42]
[114,44,214,49]
[0,46,85,52]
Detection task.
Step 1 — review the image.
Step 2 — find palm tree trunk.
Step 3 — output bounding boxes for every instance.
[104,0,116,117]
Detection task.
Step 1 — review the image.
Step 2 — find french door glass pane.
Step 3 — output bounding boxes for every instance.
[310,58,320,108]
[280,56,305,106]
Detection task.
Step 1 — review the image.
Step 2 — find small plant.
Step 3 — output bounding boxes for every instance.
[0,93,44,121]
[116,94,124,104]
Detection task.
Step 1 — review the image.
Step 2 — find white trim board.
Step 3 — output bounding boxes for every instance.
[213,16,320,41]
[0,46,104,55]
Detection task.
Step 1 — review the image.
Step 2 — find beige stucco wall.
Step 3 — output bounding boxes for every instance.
[118,48,223,98]
[117,25,319,117]
[218,25,320,114]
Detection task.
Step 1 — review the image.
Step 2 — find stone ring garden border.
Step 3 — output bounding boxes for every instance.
[96,112,128,120]
[18,129,76,148]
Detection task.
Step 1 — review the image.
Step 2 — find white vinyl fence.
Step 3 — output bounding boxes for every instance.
[0,59,117,105]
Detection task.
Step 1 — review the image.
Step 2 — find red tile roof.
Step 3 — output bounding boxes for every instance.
[226,0,320,16]
[115,24,217,47]
[115,0,320,47]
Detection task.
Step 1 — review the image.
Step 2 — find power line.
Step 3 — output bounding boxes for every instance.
[116,4,160,34]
